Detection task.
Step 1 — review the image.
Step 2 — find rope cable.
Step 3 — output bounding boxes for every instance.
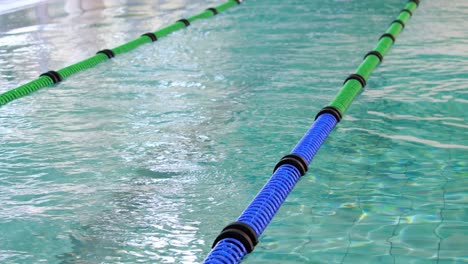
[204,1,421,263]
[0,0,242,107]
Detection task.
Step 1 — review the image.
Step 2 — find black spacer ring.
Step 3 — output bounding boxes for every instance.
[177,19,190,27]
[344,73,367,88]
[206,7,218,15]
[392,19,405,29]
[212,222,258,253]
[379,33,395,43]
[141,32,157,42]
[315,106,343,122]
[364,50,383,62]
[409,0,419,6]
[222,222,258,247]
[40,70,62,84]
[401,9,413,16]
[96,49,115,59]
[273,154,308,176]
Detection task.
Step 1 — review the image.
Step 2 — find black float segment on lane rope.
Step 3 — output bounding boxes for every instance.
[364,50,384,62]
[392,19,405,29]
[96,49,115,59]
[344,73,367,88]
[379,33,396,43]
[177,19,190,27]
[141,32,158,42]
[207,7,218,15]
[273,154,309,176]
[401,9,413,16]
[39,71,62,84]
[212,222,258,253]
[315,106,343,122]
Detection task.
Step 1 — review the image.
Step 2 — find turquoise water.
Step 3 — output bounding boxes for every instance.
[0,0,467,263]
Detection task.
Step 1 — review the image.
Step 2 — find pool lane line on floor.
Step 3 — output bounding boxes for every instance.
[0,0,243,107]
[204,0,420,263]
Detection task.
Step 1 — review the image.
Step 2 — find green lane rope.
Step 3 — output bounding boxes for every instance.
[327,0,418,116]
[0,0,242,107]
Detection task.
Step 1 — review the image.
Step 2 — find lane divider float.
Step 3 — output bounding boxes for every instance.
[0,0,243,107]
[204,0,420,263]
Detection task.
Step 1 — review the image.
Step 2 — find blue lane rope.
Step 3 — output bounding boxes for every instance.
[205,238,247,263]
[204,114,338,263]
[291,114,338,164]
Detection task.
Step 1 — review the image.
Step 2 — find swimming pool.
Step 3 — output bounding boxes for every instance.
[0,0,467,263]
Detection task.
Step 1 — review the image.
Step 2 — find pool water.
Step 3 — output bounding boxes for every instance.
[0,0,467,263]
